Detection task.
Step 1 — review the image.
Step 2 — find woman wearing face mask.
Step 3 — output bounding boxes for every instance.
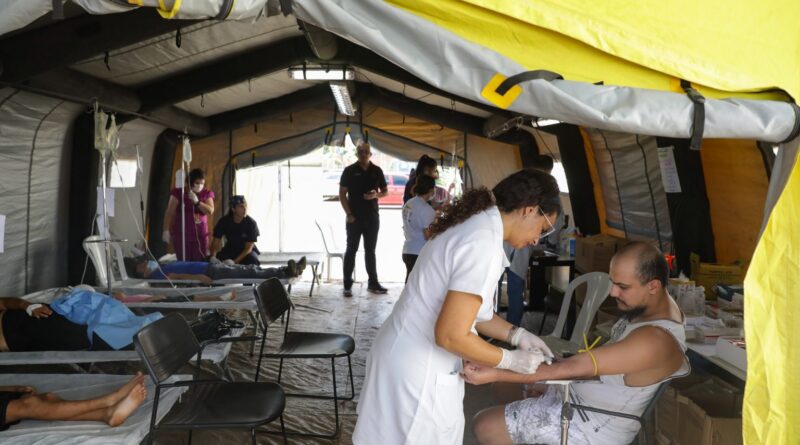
[403,155,440,204]
[353,168,560,445]
[162,168,215,261]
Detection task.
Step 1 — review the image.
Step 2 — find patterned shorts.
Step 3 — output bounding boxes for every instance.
[504,385,590,445]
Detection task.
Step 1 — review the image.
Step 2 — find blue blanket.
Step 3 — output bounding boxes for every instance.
[50,290,162,350]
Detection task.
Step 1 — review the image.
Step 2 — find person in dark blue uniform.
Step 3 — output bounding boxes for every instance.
[338,141,389,296]
[209,195,261,266]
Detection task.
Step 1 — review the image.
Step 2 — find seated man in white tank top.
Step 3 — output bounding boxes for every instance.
[465,242,689,445]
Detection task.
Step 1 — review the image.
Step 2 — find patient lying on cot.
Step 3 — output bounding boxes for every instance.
[0,288,161,352]
[0,372,146,431]
[125,255,307,284]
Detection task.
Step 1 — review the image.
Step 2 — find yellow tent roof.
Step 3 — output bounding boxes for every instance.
[389,0,799,101]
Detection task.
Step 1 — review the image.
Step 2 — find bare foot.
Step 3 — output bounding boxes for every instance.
[106,372,144,406]
[106,382,147,427]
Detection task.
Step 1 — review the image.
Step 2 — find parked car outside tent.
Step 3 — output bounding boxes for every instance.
[321,170,407,206]
[380,172,408,206]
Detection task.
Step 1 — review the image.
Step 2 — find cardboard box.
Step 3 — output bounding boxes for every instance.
[689,253,745,300]
[575,234,627,273]
[656,373,714,442]
[655,430,672,445]
[677,379,743,445]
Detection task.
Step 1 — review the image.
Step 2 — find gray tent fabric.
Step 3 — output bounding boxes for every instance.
[107,119,165,253]
[584,129,673,251]
[291,0,798,142]
[761,137,800,235]
[363,126,462,166]
[0,90,83,294]
[0,0,52,38]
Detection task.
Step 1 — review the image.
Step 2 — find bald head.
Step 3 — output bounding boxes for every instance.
[612,242,669,287]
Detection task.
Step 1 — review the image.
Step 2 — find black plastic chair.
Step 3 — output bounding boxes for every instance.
[134,313,288,445]
[254,277,355,439]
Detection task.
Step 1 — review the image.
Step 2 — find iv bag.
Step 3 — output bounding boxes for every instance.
[182,136,192,164]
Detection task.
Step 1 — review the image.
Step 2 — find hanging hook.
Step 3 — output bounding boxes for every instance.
[248,78,252,93]
[103,52,111,71]
[176,27,182,48]
[200,93,205,108]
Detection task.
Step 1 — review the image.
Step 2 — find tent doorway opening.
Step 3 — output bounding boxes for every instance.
[236,142,458,283]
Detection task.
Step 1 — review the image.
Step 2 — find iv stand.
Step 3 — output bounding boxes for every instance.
[180,157,186,261]
[99,148,112,297]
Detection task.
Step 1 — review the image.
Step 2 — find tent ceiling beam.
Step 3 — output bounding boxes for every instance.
[134,33,505,119]
[208,83,333,133]
[355,82,526,144]
[0,8,202,83]
[135,36,314,113]
[206,81,527,146]
[7,67,210,136]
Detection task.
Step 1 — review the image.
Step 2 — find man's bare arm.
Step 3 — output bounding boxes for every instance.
[464,326,683,384]
[339,186,353,213]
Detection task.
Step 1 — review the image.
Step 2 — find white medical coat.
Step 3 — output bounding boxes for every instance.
[353,207,508,445]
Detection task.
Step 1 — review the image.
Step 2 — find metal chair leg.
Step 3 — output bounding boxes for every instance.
[187,429,193,445]
[331,357,340,437]
[347,355,356,400]
[538,311,548,335]
[255,331,267,382]
[281,415,288,445]
[251,428,257,445]
[278,357,284,383]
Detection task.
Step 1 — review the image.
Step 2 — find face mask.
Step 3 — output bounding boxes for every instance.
[192,184,204,193]
[146,260,158,273]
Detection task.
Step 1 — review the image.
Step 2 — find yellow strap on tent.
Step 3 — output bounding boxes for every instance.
[481,73,522,109]
[128,0,144,5]
[157,0,183,19]
[743,151,800,444]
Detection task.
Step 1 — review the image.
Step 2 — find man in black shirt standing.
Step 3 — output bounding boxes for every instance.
[210,195,261,266]
[339,141,389,296]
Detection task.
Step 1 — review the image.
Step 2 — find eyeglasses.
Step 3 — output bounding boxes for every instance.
[539,207,556,239]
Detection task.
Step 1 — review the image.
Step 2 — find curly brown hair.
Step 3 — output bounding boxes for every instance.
[427,168,560,239]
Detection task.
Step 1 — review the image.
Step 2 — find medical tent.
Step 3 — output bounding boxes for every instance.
[0,1,799,443]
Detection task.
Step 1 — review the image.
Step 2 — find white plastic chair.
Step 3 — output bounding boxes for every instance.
[314,219,351,282]
[543,272,612,354]
[82,235,130,287]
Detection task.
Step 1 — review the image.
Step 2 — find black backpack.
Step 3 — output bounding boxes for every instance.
[189,311,244,343]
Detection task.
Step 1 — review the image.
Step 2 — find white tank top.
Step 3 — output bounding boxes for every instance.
[570,317,690,445]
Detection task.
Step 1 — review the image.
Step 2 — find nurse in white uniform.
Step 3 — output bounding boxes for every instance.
[353,169,562,445]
